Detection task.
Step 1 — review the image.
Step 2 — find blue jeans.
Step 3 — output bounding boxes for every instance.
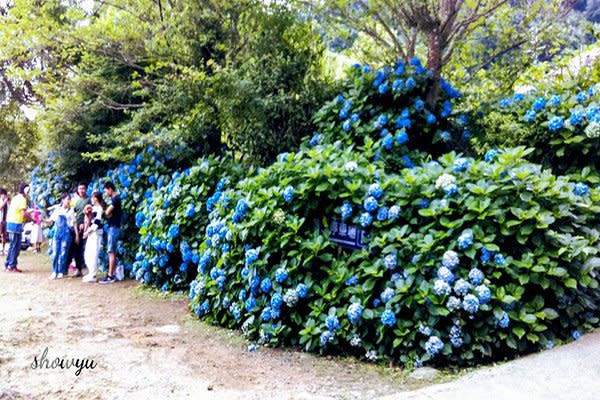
[5,232,21,269]
[52,230,73,274]
[107,226,120,254]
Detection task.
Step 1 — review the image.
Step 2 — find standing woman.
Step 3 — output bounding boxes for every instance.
[0,188,8,255]
[48,193,76,279]
[4,183,30,272]
[82,191,105,283]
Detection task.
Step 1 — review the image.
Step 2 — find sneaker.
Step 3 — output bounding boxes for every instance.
[82,274,97,283]
[56,273,64,279]
[49,272,57,280]
[98,275,116,284]
[7,267,22,273]
[72,270,83,278]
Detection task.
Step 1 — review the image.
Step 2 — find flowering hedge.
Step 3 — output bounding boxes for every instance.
[469,83,600,174]
[188,143,600,366]
[312,58,464,173]
[131,156,246,290]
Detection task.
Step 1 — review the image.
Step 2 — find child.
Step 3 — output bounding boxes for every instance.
[82,192,105,283]
[48,193,76,279]
[29,205,44,253]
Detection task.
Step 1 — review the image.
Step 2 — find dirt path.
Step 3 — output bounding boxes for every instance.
[0,252,428,400]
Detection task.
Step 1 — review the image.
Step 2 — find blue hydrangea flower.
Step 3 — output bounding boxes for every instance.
[418,324,432,336]
[337,94,344,104]
[282,185,294,202]
[532,97,546,111]
[447,296,460,312]
[475,285,491,303]
[382,134,394,150]
[569,110,584,125]
[572,330,581,340]
[260,277,272,293]
[343,100,353,111]
[364,196,378,212]
[414,98,425,111]
[449,325,463,348]
[309,133,320,146]
[480,247,492,264]
[442,250,459,269]
[444,183,458,196]
[453,158,469,173]
[463,294,480,313]
[378,82,389,94]
[342,120,352,132]
[392,79,403,91]
[270,293,283,310]
[388,205,401,220]
[484,149,499,162]
[437,266,455,283]
[245,248,260,266]
[433,279,451,296]
[457,229,473,249]
[548,95,561,107]
[494,253,506,266]
[454,278,471,296]
[440,131,451,142]
[548,116,564,132]
[546,340,554,349]
[377,206,389,221]
[368,183,383,199]
[261,307,272,321]
[339,109,349,119]
[351,113,360,123]
[345,275,358,286]
[499,98,511,108]
[384,253,397,270]
[573,182,590,196]
[468,268,484,285]
[275,267,288,283]
[396,130,409,145]
[340,202,353,220]
[380,310,396,327]
[405,77,416,89]
[426,113,437,124]
[575,92,587,103]
[359,212,373,227]
[380,287,395,303]
[326,315,340,331]
[497,311,510,328]
[320,331,334,346]
[375,114,388,128]
[524,109,537,122]
[347,303,363,324]
[296,283,307,298]
[245,296,257,312]
[425,336,444,356]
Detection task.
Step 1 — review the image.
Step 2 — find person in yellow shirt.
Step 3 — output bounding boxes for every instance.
[4,183,31,272]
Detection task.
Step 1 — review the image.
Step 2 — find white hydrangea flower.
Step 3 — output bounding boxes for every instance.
[344,161,358,171]
[435,173,456,191]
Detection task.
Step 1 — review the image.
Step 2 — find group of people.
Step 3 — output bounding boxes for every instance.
[0,181,123,284]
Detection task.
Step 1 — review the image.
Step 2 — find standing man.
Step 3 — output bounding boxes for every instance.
[99,181,122,284]
[0,189,8,255]
[71,182,90,278]
[4,183,30,272]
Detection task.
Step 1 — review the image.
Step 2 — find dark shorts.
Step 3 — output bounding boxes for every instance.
[0,221,6,241]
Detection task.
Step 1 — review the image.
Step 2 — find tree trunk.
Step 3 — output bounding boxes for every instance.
[425,30,442,108]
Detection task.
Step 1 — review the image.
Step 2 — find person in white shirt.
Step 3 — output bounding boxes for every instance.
[82,192,105,283]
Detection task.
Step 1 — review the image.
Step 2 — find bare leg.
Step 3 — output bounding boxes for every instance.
[108,252,116,277]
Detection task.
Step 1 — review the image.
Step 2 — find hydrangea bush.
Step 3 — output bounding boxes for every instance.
[312,58,464,173]
[469,83,600,174]
[131,156,246,290]
[188,143,600,366]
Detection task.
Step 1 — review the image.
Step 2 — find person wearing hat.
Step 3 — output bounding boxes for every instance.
[4,183,31,272]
